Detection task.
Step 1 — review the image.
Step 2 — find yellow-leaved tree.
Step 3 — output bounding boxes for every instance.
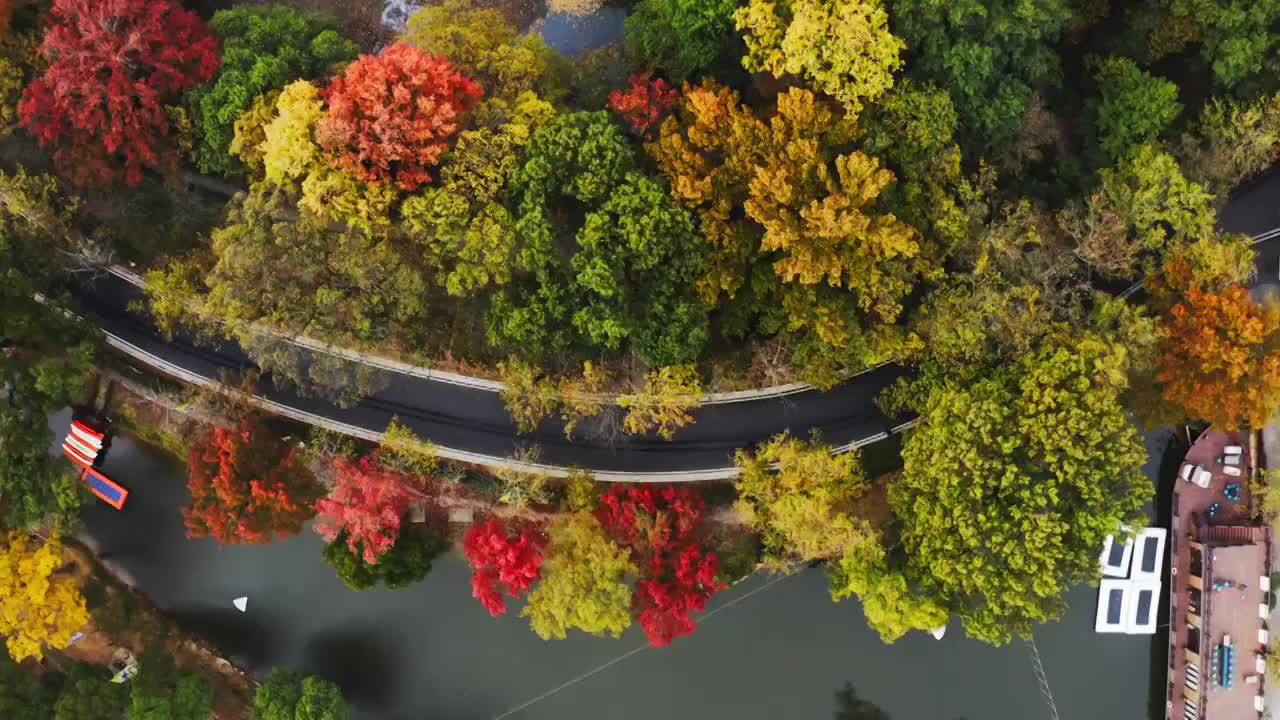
[0,532,88,661]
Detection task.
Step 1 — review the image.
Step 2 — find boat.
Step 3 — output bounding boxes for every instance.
[61,413,129,510]
[1164,429,1270,720]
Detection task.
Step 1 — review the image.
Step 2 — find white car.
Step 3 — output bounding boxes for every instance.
[1180,462,1195,481]
[1223,465,1242,477]
[1193,466,1213,487]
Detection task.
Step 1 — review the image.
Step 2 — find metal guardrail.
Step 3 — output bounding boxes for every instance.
[105,265,893,404]
[97,321,914,482]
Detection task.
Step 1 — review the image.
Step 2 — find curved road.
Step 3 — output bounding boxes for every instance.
[73,169,1280,479]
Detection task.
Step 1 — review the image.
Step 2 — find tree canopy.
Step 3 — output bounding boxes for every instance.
[890,334,1150,644]
[18,0,220,186]
[192,4,357,176]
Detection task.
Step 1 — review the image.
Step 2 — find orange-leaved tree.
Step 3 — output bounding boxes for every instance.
[1149,254,1280,429]
[183,414,321,544]
[315,43,482,191]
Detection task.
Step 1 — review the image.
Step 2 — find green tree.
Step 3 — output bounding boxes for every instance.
[827,531,948,643]
[1,651,55,720]
[252,668,302,720]
[192,5,357,176]
[891,0,1071,154]
[1091,56,1181,161]
[296,676,350,720]
[1151,0,1280,89]
[0,169,94,529]
[889,334,1150,645]
[624,0,742,81]
[522,513,635,640]
[253,669,351,720]
[128,646,213,720]
[322,525,450,591]
[491,111,709,365]
[734,434,868,566]
[736,0,903,113]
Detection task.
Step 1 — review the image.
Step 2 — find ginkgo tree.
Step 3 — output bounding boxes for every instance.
[0,532,89,661]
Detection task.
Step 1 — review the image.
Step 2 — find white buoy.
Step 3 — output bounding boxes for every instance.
[930,624,947,640]
[233,596,248,613]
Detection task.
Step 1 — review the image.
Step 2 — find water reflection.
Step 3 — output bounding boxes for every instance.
[833,683,890,720]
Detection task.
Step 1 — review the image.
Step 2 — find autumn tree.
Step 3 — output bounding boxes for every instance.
[624,0,742,81]
[736,0,903,113]
[401,0,563,104]
[890,334,1150,645]
[18,0,220,186]
[607,74,679,139]
[0,533,88,661]
[618,364,703,439]
[890,0,1070,154]
[463,518,546,616]
[490,111,710,366]
[192,4,357,176]
[1176,91,1280,199]
[595,485,725,646]
[1148,254,1280,429]
[1070,144,1214,280]
[315,43,482,190]
[735,434,869,566]
[323,524,449,591]
[314,455,416,564]
[522,513,635,640]
[1091,56,1181,161]
[183,414,321,545]
[0,169,94,529]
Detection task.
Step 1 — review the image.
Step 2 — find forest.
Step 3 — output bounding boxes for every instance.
[5,0,1280,674]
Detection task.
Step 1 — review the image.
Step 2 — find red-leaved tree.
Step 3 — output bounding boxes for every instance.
[315,43,481,191]
[183,415,319,545]
[314,454,417,565]
[633,544,721,646]
[18,0,220,186]
[594,485,725,646]
[606,74,678,139]
[462,518,546,616]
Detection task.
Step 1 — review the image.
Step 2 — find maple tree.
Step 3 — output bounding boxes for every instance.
[0,532,88,662]
[18,0,220,186]
[463,518,546,616]
[315,43,482,191]
[1149,257,1280,429]
[607,74,679,139]
[314,454,416,565]
[595,485,725,646]
[182,414,320,545]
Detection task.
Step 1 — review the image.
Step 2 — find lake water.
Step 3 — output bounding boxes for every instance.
[68,412,1165,720]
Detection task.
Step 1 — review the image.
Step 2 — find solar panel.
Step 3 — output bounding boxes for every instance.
[1107,589,1124,624]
